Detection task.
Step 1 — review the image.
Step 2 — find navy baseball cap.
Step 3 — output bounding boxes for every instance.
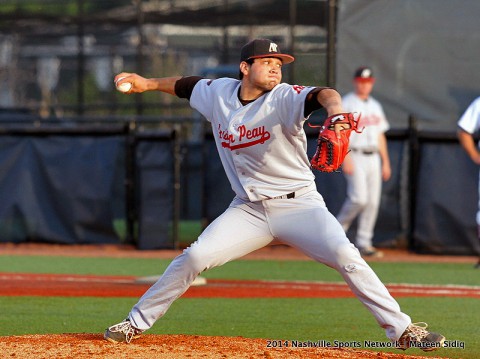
[354,66,375,82]
[240,39,294,64]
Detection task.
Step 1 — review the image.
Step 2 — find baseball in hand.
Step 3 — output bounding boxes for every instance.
[115,77,132,93]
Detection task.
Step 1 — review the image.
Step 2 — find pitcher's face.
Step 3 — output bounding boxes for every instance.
[243,57,283,92]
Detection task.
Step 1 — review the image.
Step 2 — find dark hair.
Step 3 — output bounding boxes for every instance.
[239,58,254,80]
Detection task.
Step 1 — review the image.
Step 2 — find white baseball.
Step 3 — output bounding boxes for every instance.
[115,77,132,93]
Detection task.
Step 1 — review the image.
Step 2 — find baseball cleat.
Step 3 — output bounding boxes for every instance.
[396,322,445,351]
[104,318,143,344]
[358,246,384,258]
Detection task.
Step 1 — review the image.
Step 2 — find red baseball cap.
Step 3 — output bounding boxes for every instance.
[354,66,375,82]
[240,39,294,64]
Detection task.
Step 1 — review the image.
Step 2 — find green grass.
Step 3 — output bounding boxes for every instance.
[0,256,478,286]
[177,220,203,245]
[113,219,203,245]
[0,255,478,358]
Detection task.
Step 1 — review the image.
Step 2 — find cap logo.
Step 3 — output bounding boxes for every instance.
[269,43,278,53]
[361,68,372,78]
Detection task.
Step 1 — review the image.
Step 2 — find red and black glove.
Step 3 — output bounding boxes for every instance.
[309,113,362,172]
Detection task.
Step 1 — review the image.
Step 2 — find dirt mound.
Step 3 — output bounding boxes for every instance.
[0,333,447,359]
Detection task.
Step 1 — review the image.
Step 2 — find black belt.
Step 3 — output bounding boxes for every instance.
[272,192,296,200]
[270,184,315,200]
[351,148,377,155]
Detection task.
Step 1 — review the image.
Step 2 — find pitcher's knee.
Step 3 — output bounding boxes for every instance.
[329,241,363,270]
[181,243,217,274]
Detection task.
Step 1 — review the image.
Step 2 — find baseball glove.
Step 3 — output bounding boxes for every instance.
[309,113,362,172]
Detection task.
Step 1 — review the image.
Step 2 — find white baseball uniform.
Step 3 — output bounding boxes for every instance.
[128,78,411,341]
[458,96,480,225]
[336,92,390,250]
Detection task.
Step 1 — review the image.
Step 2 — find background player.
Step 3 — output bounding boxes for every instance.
[457,95,480,268]
[336,67,391,257]
[104,39,444,350]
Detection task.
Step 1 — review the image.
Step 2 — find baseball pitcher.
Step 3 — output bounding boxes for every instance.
[105,39,445,351]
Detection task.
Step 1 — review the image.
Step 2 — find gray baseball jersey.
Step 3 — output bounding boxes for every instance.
[191,78,315,201]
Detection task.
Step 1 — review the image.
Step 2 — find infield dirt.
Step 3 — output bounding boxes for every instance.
[0,333,451,359]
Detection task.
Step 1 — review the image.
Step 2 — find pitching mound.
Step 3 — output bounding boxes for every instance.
[0,333,446,359]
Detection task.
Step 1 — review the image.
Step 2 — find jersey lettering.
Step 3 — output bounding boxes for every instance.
[238,125,269,142]
[292,85,305,94]
[218,124,235,144]
[359,114,382,126]
[218,124,271,150]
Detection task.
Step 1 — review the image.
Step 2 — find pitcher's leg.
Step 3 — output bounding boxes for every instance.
[332,243,411,340]
[273,197,410,341]
[130,203,273,330]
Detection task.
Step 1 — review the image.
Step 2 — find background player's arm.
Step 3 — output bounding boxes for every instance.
[457,128,480,165]
[342,155,354,175]
[378,132,391,181]
[114,73,182,95]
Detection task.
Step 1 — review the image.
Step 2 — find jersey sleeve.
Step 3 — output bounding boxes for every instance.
[303,87,330,117]
[274,84,316,133]
[174,76,203,100]
[458,97,480,134]
[189,79,217,120]
[189,78,238,121]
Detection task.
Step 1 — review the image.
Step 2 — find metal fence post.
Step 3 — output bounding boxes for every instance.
[125,120,137,244]
[407,115,420,250]
[172,125,182,249]
[326,0,337,87]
